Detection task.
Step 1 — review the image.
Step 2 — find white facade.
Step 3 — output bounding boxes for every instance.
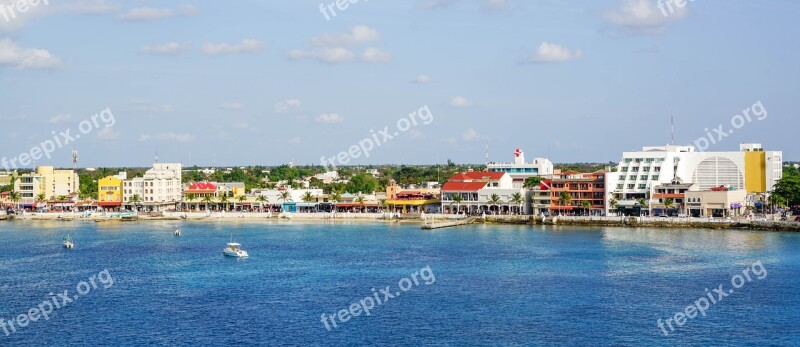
[609,144,782,209]
[487,148,554,189]
[123,163,183,206]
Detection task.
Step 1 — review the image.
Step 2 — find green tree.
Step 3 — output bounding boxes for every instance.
[202,195,213,211]
[664,198,674,214]
[220,195,229,211]
[302,191,314,202]
[558,192,573,215]
[488,194,502,214]
[523,176,544,189]
[773,170,800,207]
[451,194,463,214]
[8,191,20,210]
[346,173,378,194]
[256,195,269,211]
[510,192,524,214]
[354,195,366,212]
[131,194,142,211]
[580,200,592,216]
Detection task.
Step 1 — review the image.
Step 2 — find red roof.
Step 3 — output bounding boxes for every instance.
[442,181,488,192]
[187,182,217,191]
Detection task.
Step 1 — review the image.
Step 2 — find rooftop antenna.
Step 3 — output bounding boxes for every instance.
[71,149,78,170]
[485,141,489,165]
[155,150,159,163]
[670,114,675,145]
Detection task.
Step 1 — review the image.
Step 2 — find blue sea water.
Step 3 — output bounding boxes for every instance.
[0,220,798,346]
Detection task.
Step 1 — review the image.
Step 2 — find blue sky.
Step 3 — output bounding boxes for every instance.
[1,0,797,168]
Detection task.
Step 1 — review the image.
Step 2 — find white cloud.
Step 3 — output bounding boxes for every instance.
[96,127,120,140]
[0,38,62,69]
[288,136,302,145]
[310,25,381,47]
[288,47,355,64]
[450,96,473,108]
[139,42,190,55]
[231,122,249,129]
[315,113,344,123]
[138,132,194,143]
[604,0,688,35]
[361,47,391,63]
[116,4,196,22]
[528,42,582,63]
[408,129,425,139]
[462,128,480,141]
[201,39,263,55]
[414,74,432,84]
[221,102,243,110]
[290,26,389,65]
[49,114,72,124]
[275,99,301,113]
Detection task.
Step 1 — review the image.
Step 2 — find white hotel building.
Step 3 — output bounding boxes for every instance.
[123,163,183,211]
[606,143,782,213]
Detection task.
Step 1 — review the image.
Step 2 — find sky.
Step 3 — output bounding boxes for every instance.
[0,0,798,169]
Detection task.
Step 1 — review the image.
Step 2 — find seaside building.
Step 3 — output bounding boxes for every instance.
[606,143,782,215]
[487,148,554,189]
[529,170,607,216]
[685,187,748,218]
[122,163,183,211]
[385,179,440,213]
[97,172,126,210]
[648,177,698,216]
[0,171,12,187]
[181,182,249,211]
[13,166,79,209]
[441,171,524,214]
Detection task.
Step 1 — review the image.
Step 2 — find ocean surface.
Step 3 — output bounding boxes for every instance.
[0,220,798,346]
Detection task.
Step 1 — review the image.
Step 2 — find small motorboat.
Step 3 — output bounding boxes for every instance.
[63,235,74,249]
[223,242,248,258]
[174,226,181,236]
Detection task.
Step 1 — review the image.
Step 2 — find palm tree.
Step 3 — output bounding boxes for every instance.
[451,194,464,214]
[558,192,572,216]
[238,195,247,211]
[329,192,341,212]
[609,197,619,215]
[580,200,592,216]
[8,191,20,211]
[488,194,501,214]
[510,192,524,215]
[185,193,196,211]
[664,198,674,216]
[256,195,269,212]
[302,191,314,202]
[202,195,213,211]
[220,195,229,212]
[637,197,649,216]
[278,191,292,212]
[131,194,141,211]
[57,195,67,202]
[354,195,366,213]
[36,193,46,202]
[379,199,388,212]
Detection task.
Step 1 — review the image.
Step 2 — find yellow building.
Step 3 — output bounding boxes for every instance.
[385,179,440,213]
[98,176,123,209]
[14,166,79,207]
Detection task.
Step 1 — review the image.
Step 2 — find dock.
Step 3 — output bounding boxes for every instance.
[422,217,476,230]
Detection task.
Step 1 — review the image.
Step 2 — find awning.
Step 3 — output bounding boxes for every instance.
[98,202,122,207]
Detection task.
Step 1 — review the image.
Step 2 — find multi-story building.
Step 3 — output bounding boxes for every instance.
[13,166,79,208]
[488,148,554,189]
[606,143,782,214]
[123,163,183,211]
[530,170,607,216]
[441,171,524,214]
[97,172,126,210]
[649,177,698,216]
[685,188,748,218]
[385,179,440,213]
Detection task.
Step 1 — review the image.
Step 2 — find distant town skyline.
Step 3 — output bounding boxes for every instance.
[1,0,798,168]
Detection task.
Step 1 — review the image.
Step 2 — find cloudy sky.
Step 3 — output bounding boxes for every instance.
[1,0,797,168]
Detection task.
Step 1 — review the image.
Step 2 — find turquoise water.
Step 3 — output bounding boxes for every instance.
[0,221,798,346]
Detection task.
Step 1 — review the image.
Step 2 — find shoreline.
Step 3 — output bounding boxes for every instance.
[4,212,800,232]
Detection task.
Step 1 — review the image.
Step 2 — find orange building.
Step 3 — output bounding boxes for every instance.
[545,170,607,215]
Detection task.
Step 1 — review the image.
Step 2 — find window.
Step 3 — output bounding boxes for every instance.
[638,184,647,189]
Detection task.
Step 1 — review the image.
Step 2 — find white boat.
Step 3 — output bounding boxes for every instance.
[63,235,74,249]
[223,242,248,258]
[174,226,181,236]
